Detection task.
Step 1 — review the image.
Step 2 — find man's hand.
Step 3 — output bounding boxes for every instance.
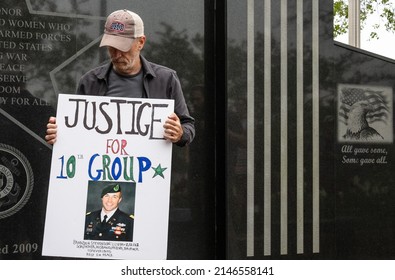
[163,113,183,143]
[45,116,58,145]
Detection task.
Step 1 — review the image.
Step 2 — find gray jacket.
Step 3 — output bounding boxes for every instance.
[76,56,195,146]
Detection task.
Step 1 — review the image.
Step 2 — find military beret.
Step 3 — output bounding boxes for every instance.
[101,184,122,197]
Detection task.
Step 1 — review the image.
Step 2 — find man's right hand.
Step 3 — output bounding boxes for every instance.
[45,116,58,145]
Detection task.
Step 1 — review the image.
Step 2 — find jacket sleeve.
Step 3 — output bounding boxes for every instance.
[75,64,109,96]
[170,72,195,147]
[75,71,92,96]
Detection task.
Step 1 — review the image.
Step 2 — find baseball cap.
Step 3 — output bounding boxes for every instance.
[99,9,144,52]
[101,184,122,198]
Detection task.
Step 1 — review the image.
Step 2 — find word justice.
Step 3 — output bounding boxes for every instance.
[63,98,169,138]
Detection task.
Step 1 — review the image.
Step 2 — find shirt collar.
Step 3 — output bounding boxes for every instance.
[101,208,117,221]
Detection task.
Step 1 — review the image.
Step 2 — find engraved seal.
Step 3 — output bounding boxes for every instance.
[0,143,34,219]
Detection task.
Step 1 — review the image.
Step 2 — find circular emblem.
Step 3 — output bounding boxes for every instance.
[0,144,34,219]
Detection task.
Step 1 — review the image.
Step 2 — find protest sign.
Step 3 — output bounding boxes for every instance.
[43,94,173,259]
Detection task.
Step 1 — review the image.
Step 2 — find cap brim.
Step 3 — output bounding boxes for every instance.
[99,33,134,52]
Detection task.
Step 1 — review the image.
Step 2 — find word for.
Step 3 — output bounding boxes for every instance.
[106,139,128,155]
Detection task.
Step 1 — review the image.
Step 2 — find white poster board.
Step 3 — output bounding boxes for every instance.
[43,94,173,259]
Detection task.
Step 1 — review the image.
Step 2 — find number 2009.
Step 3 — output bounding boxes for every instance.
[13,243,38,254]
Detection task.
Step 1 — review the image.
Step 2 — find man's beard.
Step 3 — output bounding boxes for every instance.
[112,59,132,73]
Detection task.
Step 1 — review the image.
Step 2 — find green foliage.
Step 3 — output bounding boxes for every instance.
[334,0,349,37]
[334,0,395,39]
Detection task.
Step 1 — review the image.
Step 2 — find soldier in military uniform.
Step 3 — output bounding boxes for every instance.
[84,184,134,241]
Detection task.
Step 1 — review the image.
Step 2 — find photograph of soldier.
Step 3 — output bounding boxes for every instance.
[84,183,134,241]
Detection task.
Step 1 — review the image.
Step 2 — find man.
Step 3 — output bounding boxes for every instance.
[45,9,194,146]
[84,183,134,241]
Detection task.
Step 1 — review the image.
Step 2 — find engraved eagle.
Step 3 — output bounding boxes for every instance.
[343,100,384,141]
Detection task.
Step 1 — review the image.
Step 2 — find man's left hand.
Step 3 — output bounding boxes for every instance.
[163,113,183,143]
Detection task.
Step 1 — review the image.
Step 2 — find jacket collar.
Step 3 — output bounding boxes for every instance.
[95,62,112,81]
[140,55,156,78]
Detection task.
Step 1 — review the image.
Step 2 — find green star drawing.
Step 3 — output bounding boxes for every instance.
[152,164,168,179]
